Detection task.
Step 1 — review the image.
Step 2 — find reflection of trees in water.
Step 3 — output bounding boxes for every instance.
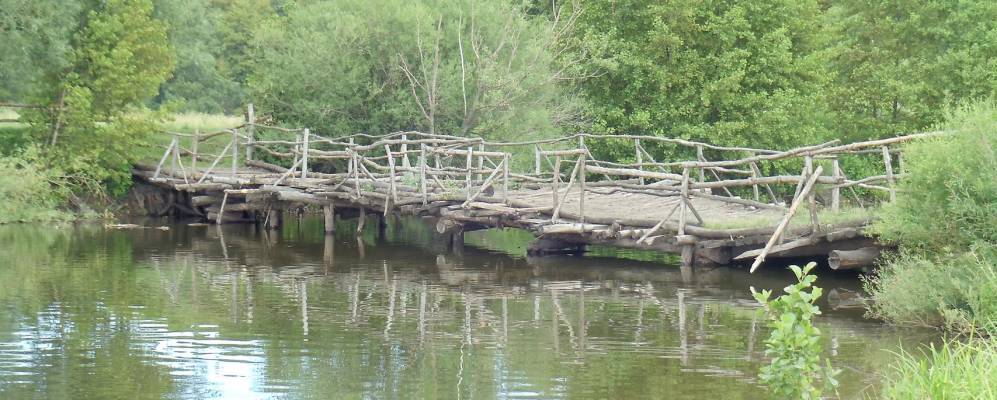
[0,224,922,399]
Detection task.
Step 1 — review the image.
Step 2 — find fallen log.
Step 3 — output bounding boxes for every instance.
[828,247,883,270]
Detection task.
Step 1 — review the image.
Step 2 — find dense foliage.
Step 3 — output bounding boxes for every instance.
[568,0,832,152]
[865,102,997,331]
[250,0,583,140]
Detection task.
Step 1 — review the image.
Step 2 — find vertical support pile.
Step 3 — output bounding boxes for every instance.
[635,139,644,185]
[323,204,335,233]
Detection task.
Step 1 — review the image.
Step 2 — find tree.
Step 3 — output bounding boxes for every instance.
[0,0,84,102]
[70,0,174,116]
[826,0,997,141]
[249,0,583,140]
[568,0,833,156]
[153,0,243,113]
[30,0,175,194]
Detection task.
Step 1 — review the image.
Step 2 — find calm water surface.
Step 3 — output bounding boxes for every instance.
[0,217,932,399]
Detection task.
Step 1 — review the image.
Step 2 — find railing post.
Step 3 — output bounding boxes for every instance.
[465,146,473,200]
[534,145,541,175]
[502,154,510,204]
[347,137,355,175]
[170,134,179,178]
[191,129,199,173]
[246,103,255,161]
[749,153,759,202]
[302,128,310,179]
[552,156,562,207]
[635,139,644,185]
[579,154,586,223]
[420,144,428,205]
[401,134,410,169]
[882,146,895,202]
[476,140,484,182]
[679,168,689,236]
[695,145,705,193]
[230,129,238,176]
[831,157,841,212]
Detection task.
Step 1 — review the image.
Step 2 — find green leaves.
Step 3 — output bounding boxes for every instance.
[752,262,838,399]
[571,0,831,153]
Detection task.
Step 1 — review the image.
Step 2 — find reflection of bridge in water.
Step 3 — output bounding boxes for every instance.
[135,108,942,270]
[118,220,886,397]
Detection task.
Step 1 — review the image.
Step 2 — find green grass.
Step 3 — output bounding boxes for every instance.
[0,108,27,130]
[704,205,875,230]
[880,338,997,400]
[159,112,242,133]
[137,112,244,164]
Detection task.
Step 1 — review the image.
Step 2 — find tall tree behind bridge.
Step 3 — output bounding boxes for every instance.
[826,0,997,141]
[249,0,586,140]
[153,0,244,113]
[559,0,834,157]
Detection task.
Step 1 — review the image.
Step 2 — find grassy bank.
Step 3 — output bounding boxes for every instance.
[881,337,997,400]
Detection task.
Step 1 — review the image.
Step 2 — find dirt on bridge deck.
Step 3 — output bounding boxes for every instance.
[508,188,785,228]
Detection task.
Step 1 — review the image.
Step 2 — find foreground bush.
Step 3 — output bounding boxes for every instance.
[881,337,997,400]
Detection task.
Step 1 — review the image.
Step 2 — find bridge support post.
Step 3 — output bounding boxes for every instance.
[677,234,697,267]
[266,208,282,231]
[323,204,335,233]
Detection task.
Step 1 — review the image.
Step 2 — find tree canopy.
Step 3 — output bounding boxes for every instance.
[1,0,996,197]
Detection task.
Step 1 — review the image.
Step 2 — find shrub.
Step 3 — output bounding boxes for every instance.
[751,262,838,399]
[0,149,73,223]
[871,101,997,252]
[865,243,997,332]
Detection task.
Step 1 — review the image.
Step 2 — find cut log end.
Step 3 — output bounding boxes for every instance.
[828,247,882,270]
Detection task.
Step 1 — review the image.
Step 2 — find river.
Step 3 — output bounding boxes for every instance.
[0,217,932,399]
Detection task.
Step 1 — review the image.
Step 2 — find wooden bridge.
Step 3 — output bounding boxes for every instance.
[134,106,940,271]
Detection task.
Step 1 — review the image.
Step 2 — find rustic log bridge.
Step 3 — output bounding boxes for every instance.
[137,108,935,271]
